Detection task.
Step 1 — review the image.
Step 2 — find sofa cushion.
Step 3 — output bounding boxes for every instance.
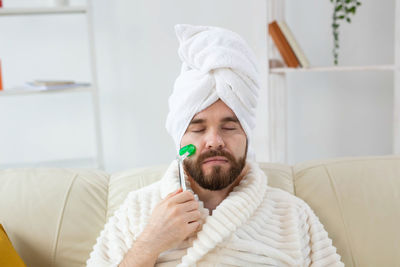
[0,168,109,267]
[293,155,400,267]
[108,165,169,219]
[0,224,26,267]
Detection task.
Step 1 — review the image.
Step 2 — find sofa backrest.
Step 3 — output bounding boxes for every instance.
[292,156,400,267]
[0,155,399,267]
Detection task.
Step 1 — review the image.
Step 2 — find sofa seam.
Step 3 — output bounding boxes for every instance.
[105,174,110,222]
[291,165,296,195]
[323,165,357,267]
[51,173,78,267]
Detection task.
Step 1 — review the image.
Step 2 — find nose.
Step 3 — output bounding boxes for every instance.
[204,129,224,150]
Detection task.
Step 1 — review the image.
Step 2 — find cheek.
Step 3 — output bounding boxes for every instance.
[230,135,247,156]
[180,133,199,149]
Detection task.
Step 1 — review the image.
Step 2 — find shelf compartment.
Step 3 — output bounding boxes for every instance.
[0,86,93,96]
[0,6,87,16]
[270,64,397,74]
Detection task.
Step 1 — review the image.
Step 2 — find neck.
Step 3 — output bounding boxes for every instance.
[187,164,249,215]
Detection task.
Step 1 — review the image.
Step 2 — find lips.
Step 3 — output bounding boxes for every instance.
[202,156,229,164]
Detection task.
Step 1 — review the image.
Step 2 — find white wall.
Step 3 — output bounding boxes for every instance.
[285,0,395,164]
[94,0,269,172]
[0,0,268,172]
[1,0,395,171]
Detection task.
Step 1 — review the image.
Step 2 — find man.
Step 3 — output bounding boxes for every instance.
[87,24,343,266]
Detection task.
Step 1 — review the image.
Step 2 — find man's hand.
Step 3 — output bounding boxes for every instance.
[119,188,201,267]
[140,188,201,253]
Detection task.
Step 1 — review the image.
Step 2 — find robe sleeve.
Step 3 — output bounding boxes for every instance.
[303,203,344,267]
[86,192,140,267]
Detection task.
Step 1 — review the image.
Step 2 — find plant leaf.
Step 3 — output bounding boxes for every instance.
[334,34,339,40]
[347,6,356,14]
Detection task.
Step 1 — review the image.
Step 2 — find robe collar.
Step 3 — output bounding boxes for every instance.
[160,160,268,266]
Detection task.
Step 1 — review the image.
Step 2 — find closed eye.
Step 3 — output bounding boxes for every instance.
[192,129,205,133]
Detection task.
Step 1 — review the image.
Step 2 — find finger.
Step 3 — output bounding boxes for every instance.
[170,190,195,204]
[165,188,183,199]
[187,220,201,234]
[178,200,199,212]
[184,210,202,223]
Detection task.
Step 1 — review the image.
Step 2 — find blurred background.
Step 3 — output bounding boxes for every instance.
[0,0,397,172]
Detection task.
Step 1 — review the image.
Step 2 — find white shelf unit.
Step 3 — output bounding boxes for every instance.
[0,86,93,96]
[0,6,87,15]
[266,0,400,163]
[270,64,397,74]
[0,1,104,169]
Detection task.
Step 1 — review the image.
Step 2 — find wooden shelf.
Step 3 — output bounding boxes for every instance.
[270,64,397,74]
[0,6,87,16]
[0,86,93,97]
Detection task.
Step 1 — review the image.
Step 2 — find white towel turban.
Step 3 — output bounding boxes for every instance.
[166,24,261,158]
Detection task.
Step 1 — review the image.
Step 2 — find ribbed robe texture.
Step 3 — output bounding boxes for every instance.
[87,161,344,267]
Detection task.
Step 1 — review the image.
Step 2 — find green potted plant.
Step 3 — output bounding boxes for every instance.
[331,0,362,65]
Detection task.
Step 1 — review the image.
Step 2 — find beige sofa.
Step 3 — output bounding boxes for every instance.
[0,155,399,267]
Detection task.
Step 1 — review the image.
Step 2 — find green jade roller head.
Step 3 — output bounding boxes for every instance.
[178,144,196,190]
[179,144,196,159]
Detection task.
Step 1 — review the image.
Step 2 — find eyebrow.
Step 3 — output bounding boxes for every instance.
[189,118,205,125]
[221,116,239,123]
[188,116,239,125]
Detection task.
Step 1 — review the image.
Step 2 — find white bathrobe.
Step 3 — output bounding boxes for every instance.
[87,161,344,267]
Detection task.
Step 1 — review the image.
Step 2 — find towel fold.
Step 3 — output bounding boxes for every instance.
[166,24,261,158]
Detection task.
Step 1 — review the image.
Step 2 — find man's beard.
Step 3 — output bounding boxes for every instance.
[183,149,246,191]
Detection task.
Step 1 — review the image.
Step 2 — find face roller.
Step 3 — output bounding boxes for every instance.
[177,144,196,191]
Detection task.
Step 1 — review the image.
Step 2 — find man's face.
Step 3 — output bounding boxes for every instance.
[180,100,247,191]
